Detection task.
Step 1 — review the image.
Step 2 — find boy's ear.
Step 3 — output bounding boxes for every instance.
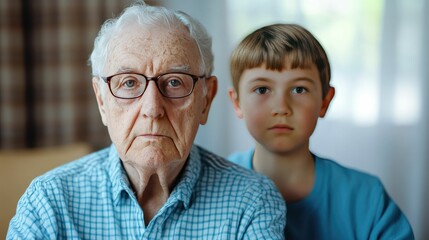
[319,86,335,118]
[228,87,244,119]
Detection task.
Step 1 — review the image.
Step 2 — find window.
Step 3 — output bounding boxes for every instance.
[227,0,423,125]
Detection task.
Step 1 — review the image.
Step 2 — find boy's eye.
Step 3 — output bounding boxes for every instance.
[291,87,307,94]
[255,87,270,95]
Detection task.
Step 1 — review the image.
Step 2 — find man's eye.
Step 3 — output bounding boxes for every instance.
[255,87,270,94]
[292,87,307,94]
[167,79,182,87]
[123,79,137,88]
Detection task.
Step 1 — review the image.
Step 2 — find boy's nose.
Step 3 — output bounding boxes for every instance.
[271,94,292,116]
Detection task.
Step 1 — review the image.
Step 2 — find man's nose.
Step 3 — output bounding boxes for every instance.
[139,81,165,119]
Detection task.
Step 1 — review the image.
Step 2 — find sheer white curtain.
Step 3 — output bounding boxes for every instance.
[160,0,427,238]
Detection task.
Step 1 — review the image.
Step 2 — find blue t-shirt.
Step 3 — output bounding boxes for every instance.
[228,149,414,240]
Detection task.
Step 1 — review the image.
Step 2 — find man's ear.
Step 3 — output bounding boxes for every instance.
[92,77,108,126]
[228,87,244,119]
[319,86,335,118]
[199,76,218,125]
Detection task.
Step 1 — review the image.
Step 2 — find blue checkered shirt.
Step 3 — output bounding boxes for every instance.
[7,144,286,239]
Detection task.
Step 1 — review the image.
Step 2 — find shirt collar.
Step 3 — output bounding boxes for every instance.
[106,145,132,205]
[107,144,202,208]
[168,145,201,209]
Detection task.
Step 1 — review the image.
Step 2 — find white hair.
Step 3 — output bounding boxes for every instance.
[88,2,213,81]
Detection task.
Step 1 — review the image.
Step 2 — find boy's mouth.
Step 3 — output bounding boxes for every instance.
[268,124,294,131]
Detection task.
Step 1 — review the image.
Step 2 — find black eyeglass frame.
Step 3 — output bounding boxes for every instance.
[100,72,206,99]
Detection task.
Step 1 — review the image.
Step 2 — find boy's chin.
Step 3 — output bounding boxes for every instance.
[261,141,306,156]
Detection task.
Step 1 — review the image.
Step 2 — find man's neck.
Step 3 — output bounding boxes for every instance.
[123,160,185,225]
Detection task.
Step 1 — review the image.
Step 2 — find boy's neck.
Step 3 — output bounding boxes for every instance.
[252,143,315,203]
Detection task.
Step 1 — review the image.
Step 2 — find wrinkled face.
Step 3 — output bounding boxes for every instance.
[229,64,334,154]
[93,24,216,169]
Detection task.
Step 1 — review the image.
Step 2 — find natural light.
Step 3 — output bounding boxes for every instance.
[226,0,421,126]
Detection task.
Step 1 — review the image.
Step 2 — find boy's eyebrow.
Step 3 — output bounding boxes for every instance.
[246,76,318,84]
[244,77,275,86]
[247,77,271,82]
[292,77,318,85]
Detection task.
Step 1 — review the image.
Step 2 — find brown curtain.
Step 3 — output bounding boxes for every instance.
[0,0,130,149]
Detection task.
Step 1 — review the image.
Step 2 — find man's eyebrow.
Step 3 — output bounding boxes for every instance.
[168,65,191,72]
[114,65,192,74]
[116,67,137,73]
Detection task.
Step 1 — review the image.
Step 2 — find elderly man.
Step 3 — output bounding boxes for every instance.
[7,2,285,239]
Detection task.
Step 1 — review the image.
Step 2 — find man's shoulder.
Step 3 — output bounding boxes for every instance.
[196,146,276,191]
[198,146,257,176]
[30,147,111,190]
[194,145,285,212]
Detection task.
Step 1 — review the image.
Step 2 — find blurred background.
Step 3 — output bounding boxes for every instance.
[0,0,427,238]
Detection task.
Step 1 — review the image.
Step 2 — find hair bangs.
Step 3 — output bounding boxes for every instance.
[230,24,331,97]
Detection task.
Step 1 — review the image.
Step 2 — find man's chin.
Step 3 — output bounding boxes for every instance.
[122,139,180,169]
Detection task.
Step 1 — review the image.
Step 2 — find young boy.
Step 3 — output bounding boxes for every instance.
[228,23,414,239]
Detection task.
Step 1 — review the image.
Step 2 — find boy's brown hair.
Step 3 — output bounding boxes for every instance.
[230,23,331,98]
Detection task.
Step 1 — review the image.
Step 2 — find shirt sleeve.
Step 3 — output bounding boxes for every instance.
[239,178,286,240]
[7,181,58,240]
[369,182,414,240]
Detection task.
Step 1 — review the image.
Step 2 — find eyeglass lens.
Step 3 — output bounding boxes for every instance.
[109,73,195,99]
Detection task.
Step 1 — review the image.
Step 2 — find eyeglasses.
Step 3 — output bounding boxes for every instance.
[101,72,205,99]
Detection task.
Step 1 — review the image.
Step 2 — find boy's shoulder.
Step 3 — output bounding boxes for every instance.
[226,148,254,170]
[315,154,383,190]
